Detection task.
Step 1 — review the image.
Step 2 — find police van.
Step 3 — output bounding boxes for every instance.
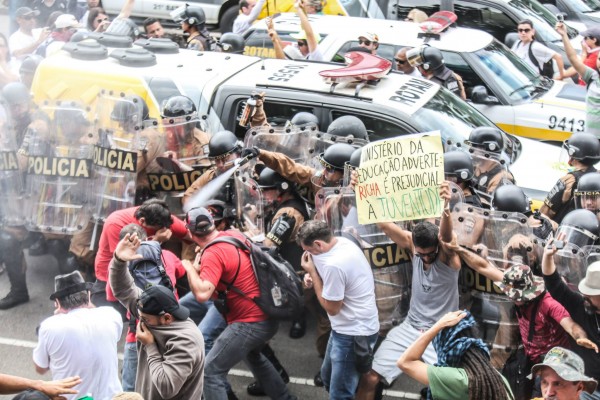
[31,41,566,204]
[244,13,588,143]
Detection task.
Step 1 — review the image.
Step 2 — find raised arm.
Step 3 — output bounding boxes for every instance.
[560,317,599,352]
[556,23,586,77]
[295,0,318,54]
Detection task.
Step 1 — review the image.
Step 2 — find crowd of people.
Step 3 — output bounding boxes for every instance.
[2,2,600,400]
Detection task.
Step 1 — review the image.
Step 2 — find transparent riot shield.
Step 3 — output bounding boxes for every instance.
[0,104,25,227]
[469,147,510,205]
[91,92,144,222]
[552,243,587,292]
[24,102,94,234]
[308,131,369,170]
[234,170,264,241]
[315,186,412,332]
[146,115,212,218]
[244,126,318,164]
[453,203,533,263]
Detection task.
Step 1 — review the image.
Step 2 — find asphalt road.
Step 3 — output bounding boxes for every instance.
[0,11,421,400]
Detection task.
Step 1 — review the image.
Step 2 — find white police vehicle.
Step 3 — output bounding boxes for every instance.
[245,13,588,143]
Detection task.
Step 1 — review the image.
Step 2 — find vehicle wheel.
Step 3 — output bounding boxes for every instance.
[219,6,238,33]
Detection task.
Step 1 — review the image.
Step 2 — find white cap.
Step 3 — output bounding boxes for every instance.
[54,14,80,29]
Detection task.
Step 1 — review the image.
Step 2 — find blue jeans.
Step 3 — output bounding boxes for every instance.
[122,342,138,392]
[199,303,227,354]
[321,330,378,400]
[179,291,212,325]
[203,319,294,400]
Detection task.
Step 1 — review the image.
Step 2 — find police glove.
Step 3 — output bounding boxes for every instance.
[241,146,260,160]
[266,213,296,246]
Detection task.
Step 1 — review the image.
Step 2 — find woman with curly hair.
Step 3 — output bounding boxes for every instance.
[398,310,514,400]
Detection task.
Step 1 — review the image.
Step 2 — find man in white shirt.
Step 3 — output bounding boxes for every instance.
[9,7,49,63]
[394,47,421,77]
[33,271,123,400]
[511,19,565,79]
[298,220,379,400]
[232,0,266,35]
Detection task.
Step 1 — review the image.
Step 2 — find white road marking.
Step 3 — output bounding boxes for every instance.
[0,336,420,399]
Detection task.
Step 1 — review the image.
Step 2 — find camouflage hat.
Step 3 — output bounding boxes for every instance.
[496,264,545,303]
[529,347,598,393]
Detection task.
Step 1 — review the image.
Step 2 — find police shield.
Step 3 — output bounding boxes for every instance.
[91,93,144,221]
[0,103,25,227]
[244,126,320,164]
[234,170,264,240]
[315,186,412,331]
[468,147,510,205]
[552,243,588,291]
[145,113,212,218]
[23,101,94,234]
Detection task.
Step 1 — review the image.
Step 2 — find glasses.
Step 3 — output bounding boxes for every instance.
[415,247,438,259]
[395,58,407,65]
[97,17,108,23]
[517,28,531,33]
[297,41,307,47]
[358,39,372,46]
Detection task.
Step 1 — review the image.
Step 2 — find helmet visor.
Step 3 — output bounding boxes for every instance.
[575,192,600,215]
[556,224,599,248]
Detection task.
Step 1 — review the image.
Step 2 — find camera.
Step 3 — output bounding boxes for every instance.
[556,13,565,22]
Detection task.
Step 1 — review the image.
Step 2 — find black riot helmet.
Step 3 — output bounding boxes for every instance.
[172,4,206,28]
[111,95,150,123]
[444,150,474,183]
[467,127,504,154]
[557,209,600,248]
[218,33,244,54]
[491,184,531,214]
[257,167,292,192]
[291,112,319,129]
[318,143,356,171]
[563,133,600,165]
[574,173,600,212]
[326,115,368,141]
[19,54,43,74]
[1,82,30,106]
[208,130,241,159]
[407,46,444,71]
[347,147,362,169]
[161,95,196,120]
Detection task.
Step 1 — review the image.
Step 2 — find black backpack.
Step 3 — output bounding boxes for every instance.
[523,40,554,78]
[204,236,304,320]
[128,241,174,291]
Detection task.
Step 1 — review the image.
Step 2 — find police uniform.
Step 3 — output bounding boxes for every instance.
[431,68,464,99]
[186,28,215,52]
[540,167,596,224]
[473,164,515,200]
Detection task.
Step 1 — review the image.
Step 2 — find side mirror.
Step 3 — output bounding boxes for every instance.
[471,85,500,105]
[504,32,519,48]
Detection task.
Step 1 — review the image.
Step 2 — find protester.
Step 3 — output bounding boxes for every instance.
[9,8,49,63]
[298,220,379,399]
[284,0,324,61]
[394,47,420,76]
[33,271,123,400]
[110,232,205,400]
[513,19,565,80]
[32,0,67,31]
[87,7,110,32]
[529,347,598,400]
[142,18,165,38]
[0,373,80,397]
[357,32,379,55]
[398,310,513,400]
[232,0,267,35]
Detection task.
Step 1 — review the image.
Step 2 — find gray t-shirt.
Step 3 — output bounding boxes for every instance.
[582,67,600,138]
[406,256,459,330]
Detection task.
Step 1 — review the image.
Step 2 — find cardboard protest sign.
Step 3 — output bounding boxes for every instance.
[355,131,444,224]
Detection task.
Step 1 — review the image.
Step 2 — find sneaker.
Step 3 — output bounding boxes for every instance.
[314,370,324,387]
[246,381,267,397]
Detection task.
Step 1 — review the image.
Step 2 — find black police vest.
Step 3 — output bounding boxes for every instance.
[552,167,596,224]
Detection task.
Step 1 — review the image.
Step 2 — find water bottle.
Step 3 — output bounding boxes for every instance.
[271,283,282,307]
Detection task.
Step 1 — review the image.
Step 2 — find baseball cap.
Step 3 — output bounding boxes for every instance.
[137,285,190,320]
[358,32,379,43]
[185,207,215,236]
[582,27,600,42]
[15,7,40,18]
[289,29,322,43]
[529,347,598,393]
[54,14,81,29]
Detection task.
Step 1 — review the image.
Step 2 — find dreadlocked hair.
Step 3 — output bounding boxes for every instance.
[461,346,510,400]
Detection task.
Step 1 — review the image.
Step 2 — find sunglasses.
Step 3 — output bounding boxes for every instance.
[97,17,108,23]
[297,41,307,47]
[358,39,372,46]
[395,58,407,65]
[415,247,438,259]
[518,28,531,33]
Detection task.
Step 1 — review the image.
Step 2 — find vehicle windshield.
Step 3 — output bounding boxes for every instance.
[565,0,600,12]
[413,88,520,163]
[470,41,549,102]
[509,0,579,41]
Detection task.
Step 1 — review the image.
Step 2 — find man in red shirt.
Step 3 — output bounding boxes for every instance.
[92,199,191,311]
[182,207,297,400]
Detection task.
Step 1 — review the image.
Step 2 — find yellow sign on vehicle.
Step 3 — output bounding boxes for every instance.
[257,0,347,19]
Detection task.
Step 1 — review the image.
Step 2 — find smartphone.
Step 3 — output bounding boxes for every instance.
[554,240,564,250]
[556,13,565,22]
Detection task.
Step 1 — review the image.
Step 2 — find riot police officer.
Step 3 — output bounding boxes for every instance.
[540,132,600,224]
[171,4,215,51]
[407,46,466,99]
[556,208,600,249]
[325,115,368,142]
[467,127,515,205]
[217,33,245,54]
[443,150,483,208]
[574,172,600,221]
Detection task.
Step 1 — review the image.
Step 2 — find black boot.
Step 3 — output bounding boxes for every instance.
[26,232,48,256]
[47,239,71,273]
[289,313,306,339]
[314,370,324,387]
[0,232,28,310]
[246,344,290,396]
